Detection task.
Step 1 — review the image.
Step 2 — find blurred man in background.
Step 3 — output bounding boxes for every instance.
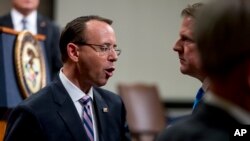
[0,0,62,80]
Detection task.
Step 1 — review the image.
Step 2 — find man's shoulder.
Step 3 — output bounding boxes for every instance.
[169,115,202,131]
[156,118,195,141]
[21,83,55,105]
[19,79,63,107]
[0,13,10,20]
[156,109,228,141]
[0,13,11,25]
[11,82,63,117]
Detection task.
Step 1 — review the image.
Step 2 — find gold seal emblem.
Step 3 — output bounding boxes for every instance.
[14,30,46,98]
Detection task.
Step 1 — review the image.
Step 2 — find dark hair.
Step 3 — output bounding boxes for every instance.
[181,2,204,18]
[59,15,113,62]
[195,0,250,78]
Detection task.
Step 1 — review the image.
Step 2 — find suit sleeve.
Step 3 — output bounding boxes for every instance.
[4,106,45,141]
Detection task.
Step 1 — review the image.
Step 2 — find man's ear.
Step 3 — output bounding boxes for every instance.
[67,43,79,62]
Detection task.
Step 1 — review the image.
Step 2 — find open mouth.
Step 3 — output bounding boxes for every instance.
[105,67,115,77]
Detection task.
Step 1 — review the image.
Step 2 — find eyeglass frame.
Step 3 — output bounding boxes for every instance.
[74,41,121,56]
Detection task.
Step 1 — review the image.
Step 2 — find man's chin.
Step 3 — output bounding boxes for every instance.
[95,80,108,87]
[180,68,188,74]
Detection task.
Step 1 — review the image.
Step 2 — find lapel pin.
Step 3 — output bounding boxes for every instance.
[103,107,108,113]
[40,21,46,27]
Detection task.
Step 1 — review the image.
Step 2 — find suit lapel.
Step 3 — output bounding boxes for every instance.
[93,88,109,141]
[52,78,90,141]
[37,14,47,35]
[1,13,14,28]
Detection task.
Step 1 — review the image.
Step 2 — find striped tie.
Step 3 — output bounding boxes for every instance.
[79,96,94,141]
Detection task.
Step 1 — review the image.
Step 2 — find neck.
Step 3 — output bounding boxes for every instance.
[14,7,34,17]
[62,64,91,93]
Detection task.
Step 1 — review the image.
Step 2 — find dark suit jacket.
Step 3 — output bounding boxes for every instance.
[4,77,129,141]
[0,13,62,80]
[156,103,242,141]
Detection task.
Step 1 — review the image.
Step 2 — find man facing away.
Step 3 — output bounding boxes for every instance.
[4,15,130,141]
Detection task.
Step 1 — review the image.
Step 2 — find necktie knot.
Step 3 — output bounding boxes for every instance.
[79,95,92,106]
[193,87,205,110]
[21,18,27,30]
[196,87,204,100]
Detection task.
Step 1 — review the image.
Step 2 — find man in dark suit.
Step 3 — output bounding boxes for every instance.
[167,2,206,125]
[0,0,62,80]
[173,2,207,113]
[4,15,130,141]
[156,0,250,140]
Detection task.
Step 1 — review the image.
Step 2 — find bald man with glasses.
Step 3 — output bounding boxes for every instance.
[4,15,130,141]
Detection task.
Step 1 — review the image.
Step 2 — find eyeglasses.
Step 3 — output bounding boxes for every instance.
[76,42,121,56]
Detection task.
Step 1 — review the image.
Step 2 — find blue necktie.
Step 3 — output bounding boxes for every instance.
[21,18,27,30]
[192,87,204,110]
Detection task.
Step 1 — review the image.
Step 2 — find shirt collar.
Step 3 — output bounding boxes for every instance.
[11,8,23,26]
[59,69,94,102]
[25,10,37,28]
[205,91,250,124]
[11,8,37,34]
[202,77,209,92]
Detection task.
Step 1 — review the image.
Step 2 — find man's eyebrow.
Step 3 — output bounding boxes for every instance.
[180,34,194,42]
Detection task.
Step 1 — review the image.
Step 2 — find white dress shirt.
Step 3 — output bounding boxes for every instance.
[11,8,37,34]
[59,70,99,141]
